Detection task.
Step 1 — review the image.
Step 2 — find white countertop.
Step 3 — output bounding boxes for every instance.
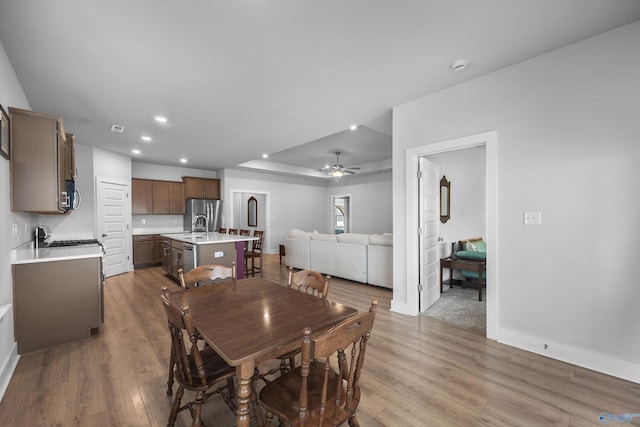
[11,244,104,265]
[160,232,258,245]
[132,227,183,236]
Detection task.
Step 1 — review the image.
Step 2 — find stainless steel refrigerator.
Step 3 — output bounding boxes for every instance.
[184,199,223,232]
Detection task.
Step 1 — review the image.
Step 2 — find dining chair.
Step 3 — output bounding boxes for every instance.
[245,230,263,278]
[276,267,331,374]
[228,228,238,235]
[259,300,378,427]
[161,290,236,426]
[167,263,236,396]
[178,262,236,289]
[239,229,250,236]
[218,227,228,234]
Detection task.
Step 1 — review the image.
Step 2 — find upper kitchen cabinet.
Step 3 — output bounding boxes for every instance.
[152,180,185,214]
[132,178,185,215]
[9,107,75,213]
[131,178,153,214]
[183,176,220,199]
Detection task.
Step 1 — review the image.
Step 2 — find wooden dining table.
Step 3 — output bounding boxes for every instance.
[166,277,358,427]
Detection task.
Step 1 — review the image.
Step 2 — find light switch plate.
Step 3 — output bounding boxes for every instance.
[523,211,542,225]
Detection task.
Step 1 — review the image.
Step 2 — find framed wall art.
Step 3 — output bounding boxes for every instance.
[0,105,9,160]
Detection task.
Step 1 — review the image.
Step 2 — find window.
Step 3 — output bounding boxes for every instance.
[332,196,350,234]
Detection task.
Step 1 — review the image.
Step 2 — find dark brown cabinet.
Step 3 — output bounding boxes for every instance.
[152,181,185,214]
[183,176,220,199]
[133,235,154,267]
[170,240,184,280]
[131,179,153,214]
[133,234,165,268]
[9,107,76,213]
[132,179,185,215]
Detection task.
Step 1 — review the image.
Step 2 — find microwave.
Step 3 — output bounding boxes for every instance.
[61,180,76,210]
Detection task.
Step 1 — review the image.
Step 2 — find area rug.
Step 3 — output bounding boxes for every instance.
[423,286,486,333]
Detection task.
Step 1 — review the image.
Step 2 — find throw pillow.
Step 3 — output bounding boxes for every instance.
[465,239,486,253]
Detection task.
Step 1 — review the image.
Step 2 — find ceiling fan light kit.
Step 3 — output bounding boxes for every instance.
[326,151,360,182]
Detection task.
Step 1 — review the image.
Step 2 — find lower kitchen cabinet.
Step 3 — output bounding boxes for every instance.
[13,256,103,354]
[133,234,164,269]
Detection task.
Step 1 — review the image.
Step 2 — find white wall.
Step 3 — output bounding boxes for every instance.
[0,38,31,399]
[392,21,640,383]
[223,169,327,254]
[326,171,392,235]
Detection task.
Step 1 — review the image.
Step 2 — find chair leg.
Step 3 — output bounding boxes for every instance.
[166,353,175,396]
[192,390,205,427]
[168,385,184,426]
[265,412,274,426]
[348,415,361,427]
[288,356,295,372]
[250,381,265,427]
[279,358,288,375]
[226,377,235,399]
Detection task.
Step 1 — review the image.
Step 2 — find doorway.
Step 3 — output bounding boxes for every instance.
[229,189,271,252]
[406,131,497,339]
[332,196,350,234]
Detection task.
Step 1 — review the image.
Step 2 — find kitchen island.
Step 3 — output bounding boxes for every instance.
[160,232,258,279]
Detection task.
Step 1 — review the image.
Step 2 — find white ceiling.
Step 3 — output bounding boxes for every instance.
[1,1,639,180]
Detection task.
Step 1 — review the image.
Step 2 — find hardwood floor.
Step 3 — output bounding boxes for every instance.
[0,254,638,426]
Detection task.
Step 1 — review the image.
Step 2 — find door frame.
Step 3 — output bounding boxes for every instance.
[405,131,498,339]
[228,189,271,253]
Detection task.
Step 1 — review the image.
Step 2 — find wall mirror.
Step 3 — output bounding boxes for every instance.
[440,176,450,224]
[248,196,258,227]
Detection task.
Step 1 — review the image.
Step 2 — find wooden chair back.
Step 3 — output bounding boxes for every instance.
[218,227,228,234]
[259,300,378,426]
[239,229,250,236]
[228,228,238,235]
[178,262,236,289]
[160,288,237,425]
[287,267,330,299]
[161,296,205,387]
[251,230,263,252]
[300,300,377,425]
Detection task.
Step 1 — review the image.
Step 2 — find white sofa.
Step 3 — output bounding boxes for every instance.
[283,229,393,289]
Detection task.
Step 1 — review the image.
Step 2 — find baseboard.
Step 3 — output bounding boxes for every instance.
[0,343,19,401]
[498,327,640,384]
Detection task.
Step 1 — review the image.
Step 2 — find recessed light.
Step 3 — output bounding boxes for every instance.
[141,136,152,142]
[132,149,141,154]
[350,125,358,131]
[154,116,167,123]
[450,59,468,73]
[262,153,268,159]
[180,158,188,163]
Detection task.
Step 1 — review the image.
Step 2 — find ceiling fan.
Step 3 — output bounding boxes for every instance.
[323,151,360,182]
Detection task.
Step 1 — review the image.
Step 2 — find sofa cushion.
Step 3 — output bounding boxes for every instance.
[309,232,337,242]
[369,234,392,246]
[455,250,486,261]
[337,233,370,245]
[289,229,310,240]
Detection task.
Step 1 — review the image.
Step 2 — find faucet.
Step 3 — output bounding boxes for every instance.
[192,214,208,231]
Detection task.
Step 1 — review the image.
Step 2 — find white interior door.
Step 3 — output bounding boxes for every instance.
[96,178,130,277]
[419,157,440,312]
